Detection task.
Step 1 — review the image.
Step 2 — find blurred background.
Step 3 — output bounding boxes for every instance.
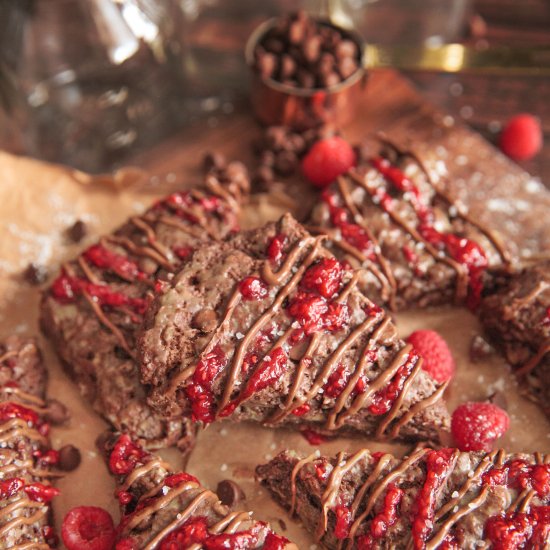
[0,0,548,179]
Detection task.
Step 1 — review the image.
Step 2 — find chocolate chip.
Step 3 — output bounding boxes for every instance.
[263,37,285,54]
[335,39,358,60]
[58,444,81,471]
[22,263,48,285]
[274,150,298,176]
[192,309,218,333]
[279,54,296,80]
[288,19,306,44]
[44,399,69,425]
[469,334,495,363]
[66,220,87,243]
[265,126,288,151]
[203,151,226,173]
[338,57,358,80]
[216,479,245,507]
[256,51,277,79]
[260,150,276,167]
[318,53,335,76]
[303,35,322,63]
[278,519,287,532]
[95,431,118,454]
[289,133,306,155]
[321,71,341,88]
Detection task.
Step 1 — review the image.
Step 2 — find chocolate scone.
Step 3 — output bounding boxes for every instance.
[101,433,295,549]
[479,260,550,418]
[257,448,550,549]
[139,214,449,443]
[0,336,60,548]
[308,139,512,311]
[40,162,249,451]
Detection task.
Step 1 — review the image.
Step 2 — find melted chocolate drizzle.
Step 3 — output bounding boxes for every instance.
[286,447,549,549]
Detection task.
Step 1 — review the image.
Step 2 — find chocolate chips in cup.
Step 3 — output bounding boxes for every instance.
[253,10,361,90]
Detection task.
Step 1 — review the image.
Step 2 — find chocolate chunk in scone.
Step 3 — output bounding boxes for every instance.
[479,260,550,418]
[256,448,550,550]
[0,336,60,549]
[40,163,249,452]
[307,139,513,311]
[101,433,295,549]
[139,214,450,443]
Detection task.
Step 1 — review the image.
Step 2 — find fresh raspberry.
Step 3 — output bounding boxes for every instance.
[61,506,116,550]
[301,136,356,188]
[406,330,455,383]
[300,257,344,298]
[499,114,542,161]
[451,402,510,451]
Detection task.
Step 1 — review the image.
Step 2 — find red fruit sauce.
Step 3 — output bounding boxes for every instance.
[239,276,268,301]
[356,483,404,548]
[267,234,287,263]
[483,459,550,498]
[164,472,199,488]
[51,270,147,315]
[287,291,349,335]
[411,448,456,549]
[186,345,227,424]
[83,244,144,281]
[300,258,343,298]
[368,351,419,415]
[109,434,147,476]
[0,401,40,426]
[300,428,328,446]
[333,503,352,539]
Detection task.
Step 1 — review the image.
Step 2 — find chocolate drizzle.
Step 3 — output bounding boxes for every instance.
[311,140,511,310]
[260,447,550,550]
[0,341,59,549]
[109,435,294,549]
[152,215,448,441]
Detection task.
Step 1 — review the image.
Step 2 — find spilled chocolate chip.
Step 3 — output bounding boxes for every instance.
[216,479,245,507]
[66,220,87,243]
[58,444,82,471]
[23,263,48,286]
[274,150,298,176]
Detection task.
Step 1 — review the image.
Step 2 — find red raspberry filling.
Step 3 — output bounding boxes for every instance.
[451,401,510,451]
[61,506,116,550]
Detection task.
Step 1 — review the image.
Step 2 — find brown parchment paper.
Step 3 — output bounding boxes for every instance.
[1,149,549,548]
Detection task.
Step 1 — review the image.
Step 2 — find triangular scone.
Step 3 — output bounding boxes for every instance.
[41,162,248,451]
[479,260,550,418]
[0,336,60,548]
[307,140,511,311]
[139,214,449,443]
[256,448,550,550]
[102,434,295,549]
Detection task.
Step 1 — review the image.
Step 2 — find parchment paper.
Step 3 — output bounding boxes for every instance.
[1,150,549,548]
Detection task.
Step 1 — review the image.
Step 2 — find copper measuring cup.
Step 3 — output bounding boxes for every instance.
[245,17,366,131]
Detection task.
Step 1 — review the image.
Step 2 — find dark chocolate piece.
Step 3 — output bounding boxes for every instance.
[66,220,87,243]
[58,444,82,472]
[216,479,246,508]
[23,262,48,286]
[139,214,449,444]
[257,448,550,549]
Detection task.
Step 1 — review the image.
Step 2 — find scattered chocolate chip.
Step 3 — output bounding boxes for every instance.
[265,126,287,151]
[278,519,287,532]
[95,431,118,454]
[203,151,226,173]
[259,150,276,167]
[44,399,69,425]
[469,334,495,363]
[22,263,48,285]
[192,309,218,333]
[216,479,245,507]
[58,444,82,471]
[66,220,87,243]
